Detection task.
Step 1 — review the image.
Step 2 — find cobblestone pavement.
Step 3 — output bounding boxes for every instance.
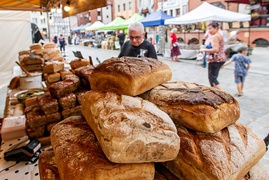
[65,45,269,172]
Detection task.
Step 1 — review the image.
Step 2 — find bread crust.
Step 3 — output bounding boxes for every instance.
[163,122,266,180]
[89,57,172,96]
[81,91,180,163]
[140,81,240,133]
[50,116,155,180]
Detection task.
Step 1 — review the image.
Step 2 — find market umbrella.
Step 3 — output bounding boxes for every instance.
[99,17,126,30]
[139,10,174,27]
[81,23,92,31]
[113,13,144,30]
[86,21,105,31]
[165,2,251,25]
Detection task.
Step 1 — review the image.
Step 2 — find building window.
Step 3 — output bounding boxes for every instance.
[170,10,173,16]
[118,5,120,11]
[32,18,37,24]
[107,15,109,18]
[176,8,180,17]
[41,18,46,24]
[97,11,101,16]
[129,2,132,10]
[123,3,126,11]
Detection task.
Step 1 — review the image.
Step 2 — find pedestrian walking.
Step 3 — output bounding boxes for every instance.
[222,46,251,97]
[58,34,66,52]
[170,28,181,62]
[117,30,125,50]
[200,22,226,90]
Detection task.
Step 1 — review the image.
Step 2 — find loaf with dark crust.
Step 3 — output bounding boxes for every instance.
[81,90,180,163]
[89,57,172,96]
[140,81,240,133]
[163,122,266,180]
[38,147,60,180]
[50,116,155,180]
[49,75,80,99]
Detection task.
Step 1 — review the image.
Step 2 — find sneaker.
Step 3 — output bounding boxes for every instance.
[235,93,243,97]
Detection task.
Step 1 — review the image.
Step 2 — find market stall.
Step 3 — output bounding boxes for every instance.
[164,2,251,57]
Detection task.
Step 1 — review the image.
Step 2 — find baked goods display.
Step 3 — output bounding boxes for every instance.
[89,56,172,96]
[50,116,155,180]
[140,81,240,133]
[163,122,266,180]
[3,50,268,179]
[81,91,180,163]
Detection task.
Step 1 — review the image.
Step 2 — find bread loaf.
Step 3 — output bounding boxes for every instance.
[43,43,56,49]
[140,81,240,133]
[70,58,90,69]
[89,57,172,96]
[38,147,60,180]
[81,91,180,163]
[18,50,30,56]
[8,76,20,89]
[243,162,269,180]
[43,62,64,74]
[46,73,61,83]
[49,75,80,99]
[163,122,266,180]
[50,116,155,180]
[30,43,42,50]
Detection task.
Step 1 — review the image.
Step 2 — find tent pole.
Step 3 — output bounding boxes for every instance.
[46,6,51,42]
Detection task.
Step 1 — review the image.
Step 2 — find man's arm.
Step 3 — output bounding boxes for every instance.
[147,44,158,59]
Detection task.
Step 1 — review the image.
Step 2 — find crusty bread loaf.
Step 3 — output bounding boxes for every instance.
[89,57,172,96]
[81,91,180,163]
[140,81,240,133]
[70,58,90,69]
[23,56,44,65]
[43,49,61,60]
[49,75,80,99]
[46,73,61,83]
[43,62,64,74]
[43,43,56,49]
[243,162,269,180]
[18,50,30,56]
[163,122,266,180]
[8,76,20,89]
[50,116,155,180]
[31,49,43,55]
[30,43,42,50]
[38,147,60,180]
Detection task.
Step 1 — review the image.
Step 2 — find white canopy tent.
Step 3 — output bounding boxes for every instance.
[0,11,31,87]
[165,2,251,25]
[86,21,104,31]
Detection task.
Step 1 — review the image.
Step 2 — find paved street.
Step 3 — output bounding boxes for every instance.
[65,44,269,172]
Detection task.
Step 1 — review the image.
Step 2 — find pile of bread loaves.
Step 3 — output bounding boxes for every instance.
[38,57,268,180]
[24,58,93,145]
[18,43,65,72]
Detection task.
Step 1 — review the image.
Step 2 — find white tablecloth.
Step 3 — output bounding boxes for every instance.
[0,136,41,180]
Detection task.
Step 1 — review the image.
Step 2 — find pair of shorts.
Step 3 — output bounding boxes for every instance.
[235,74,246,84]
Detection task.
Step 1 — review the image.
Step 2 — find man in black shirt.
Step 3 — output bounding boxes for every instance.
[117,30,125,50]
[118,22,157,59]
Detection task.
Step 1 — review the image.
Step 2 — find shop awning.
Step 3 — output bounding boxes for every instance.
[113,13,144,30]
[99,17,126,30]
[0,0,107,18]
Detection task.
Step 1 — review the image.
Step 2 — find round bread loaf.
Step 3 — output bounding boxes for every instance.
[30,43,42,50]
[89,57,172,96]
[140,81,240,133]
[8,76,20,89]
[43,43,56,49]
